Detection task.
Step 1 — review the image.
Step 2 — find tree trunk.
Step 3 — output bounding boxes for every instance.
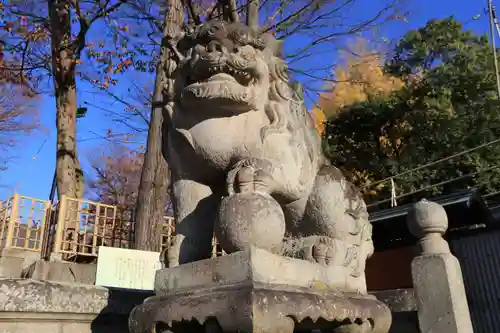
[134,0,184,251]
[246,0,259,31]
[222,0,239,22]
[48,0,84,200]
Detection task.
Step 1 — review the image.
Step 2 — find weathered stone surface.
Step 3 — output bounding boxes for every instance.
[0,321,62,333]
[0,278,153,315]
[164,19,374,297]
[157,246,353,295]
[412,255,473,333]
[407,200,474,333]
[371,289,419,333]
[130,282,392,333]
[216,192,286,253]
[23,259,97,284]
[0,313,126,333]
[371,289,417,313]
[407,199,450,254]
[0,278,108,313]
[0,278,152,333]
[60,322,92,333]
[0,248,42,278]
[131,248,391,333]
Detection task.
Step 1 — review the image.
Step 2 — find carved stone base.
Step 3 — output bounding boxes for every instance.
[129,283,391,333]
[129,248,391,333]
[155,246,366,295]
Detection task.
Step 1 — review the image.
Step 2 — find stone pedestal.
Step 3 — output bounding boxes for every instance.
[412,254,472,333]
[407,200,474,333]
[129,247,391,333]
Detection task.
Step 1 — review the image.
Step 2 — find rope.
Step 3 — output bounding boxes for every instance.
[367,163,500,208]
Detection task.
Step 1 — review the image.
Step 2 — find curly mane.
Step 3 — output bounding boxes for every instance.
[261,57,324,165]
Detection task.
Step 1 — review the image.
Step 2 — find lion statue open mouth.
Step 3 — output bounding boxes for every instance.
[176,21,283,113]
[165,20,374,295]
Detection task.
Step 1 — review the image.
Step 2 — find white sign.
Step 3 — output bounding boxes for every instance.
[95,246,162,290]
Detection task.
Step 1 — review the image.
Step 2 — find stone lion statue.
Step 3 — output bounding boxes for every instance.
[163,20,373,293]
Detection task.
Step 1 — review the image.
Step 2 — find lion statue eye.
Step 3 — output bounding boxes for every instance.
[229,27,251,46]
[207,22,224,37]
[252,35,267,50]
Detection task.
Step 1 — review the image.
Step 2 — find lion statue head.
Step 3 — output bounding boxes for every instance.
[170,20,323,167]
[174,21,298,115]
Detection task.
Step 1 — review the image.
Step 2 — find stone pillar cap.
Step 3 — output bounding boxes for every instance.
[406,199,448,239]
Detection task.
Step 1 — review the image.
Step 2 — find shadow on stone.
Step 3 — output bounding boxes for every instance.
[371,289,419,333]
[90,288,153,333]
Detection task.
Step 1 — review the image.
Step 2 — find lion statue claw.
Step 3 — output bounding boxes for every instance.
[164,20,373,293]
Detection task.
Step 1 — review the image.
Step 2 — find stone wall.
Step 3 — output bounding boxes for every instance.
[23,259,97,284]
[0,248,42,278]
[0,278,152,333]
[0,247,98,286]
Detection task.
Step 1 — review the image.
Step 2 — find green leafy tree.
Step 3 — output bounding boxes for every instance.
[324,17,500,209]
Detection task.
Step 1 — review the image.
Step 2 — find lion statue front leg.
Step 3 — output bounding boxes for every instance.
[226,158,279,195]
[215,157,291,254]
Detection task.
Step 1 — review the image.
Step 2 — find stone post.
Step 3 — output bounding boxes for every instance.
[407,199,473,333]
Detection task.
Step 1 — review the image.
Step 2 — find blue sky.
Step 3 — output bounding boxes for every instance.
[0,0,487,200]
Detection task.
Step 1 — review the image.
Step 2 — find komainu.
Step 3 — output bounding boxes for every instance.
[164,20,373,293]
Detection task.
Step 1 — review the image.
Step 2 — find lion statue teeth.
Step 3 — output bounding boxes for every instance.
[164,20,373,294]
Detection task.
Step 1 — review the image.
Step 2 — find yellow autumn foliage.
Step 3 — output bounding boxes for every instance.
[310,107,326,136]
[311,37,404,128]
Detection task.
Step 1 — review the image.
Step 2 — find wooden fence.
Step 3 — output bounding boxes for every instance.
[0,193,225,261]
[0,194,50,252]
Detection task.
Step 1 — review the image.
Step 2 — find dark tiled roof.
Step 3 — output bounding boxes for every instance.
[369,190,495,251]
